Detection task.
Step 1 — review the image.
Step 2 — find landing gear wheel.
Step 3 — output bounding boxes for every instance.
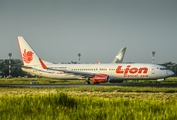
[85,80,90,84]
[85,78,91,84]
[94,82,99,84]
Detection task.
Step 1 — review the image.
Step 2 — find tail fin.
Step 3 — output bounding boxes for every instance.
[96,61,100,64]
[112,47,126,63]
[17,36,43,67]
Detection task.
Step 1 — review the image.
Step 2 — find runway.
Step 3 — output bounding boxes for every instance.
[0,84,177,88]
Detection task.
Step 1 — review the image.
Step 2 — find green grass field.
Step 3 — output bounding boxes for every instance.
[0,90,177,120]
[0,78,177,120]
[0,77,177,84]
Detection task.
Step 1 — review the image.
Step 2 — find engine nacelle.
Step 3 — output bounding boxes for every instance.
[91,74,110,83]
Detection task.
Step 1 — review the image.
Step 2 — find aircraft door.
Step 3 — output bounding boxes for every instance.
[151,67,155,74]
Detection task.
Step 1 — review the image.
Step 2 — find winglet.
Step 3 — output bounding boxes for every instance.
[39,58,47,69]
[96,61,100,64]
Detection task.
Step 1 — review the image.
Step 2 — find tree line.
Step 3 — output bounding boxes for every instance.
[0,59,27,78]
[0,59,176,78]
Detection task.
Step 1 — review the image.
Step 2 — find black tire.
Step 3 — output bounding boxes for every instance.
[85,81,90,84]
[94,82,99,84]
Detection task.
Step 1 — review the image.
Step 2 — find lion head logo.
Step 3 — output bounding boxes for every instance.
[23,49,34,63]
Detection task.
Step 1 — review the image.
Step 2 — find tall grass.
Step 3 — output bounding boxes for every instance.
[0,92,177,120]
[0,77,177,84]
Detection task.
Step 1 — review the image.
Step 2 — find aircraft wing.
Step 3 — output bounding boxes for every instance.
[40,58,96,78]
[47,67,95,78]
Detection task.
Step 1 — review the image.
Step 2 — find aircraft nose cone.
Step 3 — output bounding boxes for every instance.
[168,70,174,76]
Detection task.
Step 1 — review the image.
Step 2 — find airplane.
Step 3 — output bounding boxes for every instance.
[17,36,174,84]
[96,47,126,64]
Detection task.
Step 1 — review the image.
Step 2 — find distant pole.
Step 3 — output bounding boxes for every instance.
[8,53,12,77]
[152,51,155,64]
[78,53,81,64]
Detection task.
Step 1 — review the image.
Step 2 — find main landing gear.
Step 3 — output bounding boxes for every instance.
[85,78,91,84]
[85,78,100,84]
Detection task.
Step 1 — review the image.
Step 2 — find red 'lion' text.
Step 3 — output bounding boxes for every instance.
[116,65,148,75]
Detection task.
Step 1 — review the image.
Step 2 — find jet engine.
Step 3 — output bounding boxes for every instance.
[91,74,110,84]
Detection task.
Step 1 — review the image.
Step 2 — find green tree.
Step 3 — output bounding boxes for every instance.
[0,59,27,77]
[161,62,177,76]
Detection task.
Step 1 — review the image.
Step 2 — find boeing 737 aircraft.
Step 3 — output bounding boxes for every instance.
[17,36,174,84]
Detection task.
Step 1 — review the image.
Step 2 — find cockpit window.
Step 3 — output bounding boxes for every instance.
[160,68,168,70]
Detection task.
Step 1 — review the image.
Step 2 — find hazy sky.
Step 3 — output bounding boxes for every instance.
[0,0,177,64]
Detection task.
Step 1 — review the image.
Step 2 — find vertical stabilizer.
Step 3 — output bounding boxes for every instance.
[17,36,41,66]
[112,47,126,63]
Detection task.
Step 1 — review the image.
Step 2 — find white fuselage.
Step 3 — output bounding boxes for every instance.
[22,63,174,81]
